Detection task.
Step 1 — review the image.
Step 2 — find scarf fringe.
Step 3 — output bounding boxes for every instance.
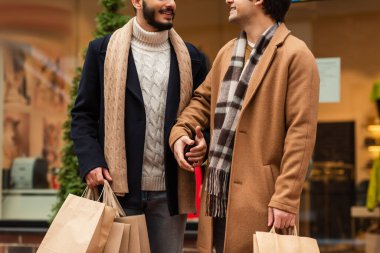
[206,193,228,218]
[205,169,230,218]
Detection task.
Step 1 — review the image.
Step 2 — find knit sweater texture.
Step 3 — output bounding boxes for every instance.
[131,19,170,191]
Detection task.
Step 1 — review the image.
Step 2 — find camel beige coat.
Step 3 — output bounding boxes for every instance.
[169,24,320,253]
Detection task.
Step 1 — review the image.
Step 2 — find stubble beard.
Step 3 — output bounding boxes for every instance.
[142,0,175,31]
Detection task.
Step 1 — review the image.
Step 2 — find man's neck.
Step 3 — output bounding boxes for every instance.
[243,17,276,44]
[132,18,169,45]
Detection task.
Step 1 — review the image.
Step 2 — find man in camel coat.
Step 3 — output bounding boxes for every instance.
[169,0,320,252]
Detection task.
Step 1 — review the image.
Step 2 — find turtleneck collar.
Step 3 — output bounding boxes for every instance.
[133,18,169,45]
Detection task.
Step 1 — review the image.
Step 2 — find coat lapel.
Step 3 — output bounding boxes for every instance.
[164,45,180,145]
[241,24,291,110]
[126,49,144,105]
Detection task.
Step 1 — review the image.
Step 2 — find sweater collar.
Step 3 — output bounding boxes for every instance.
[133,18,169,45]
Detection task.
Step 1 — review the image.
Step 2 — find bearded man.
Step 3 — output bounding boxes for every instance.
[71,1,208,252]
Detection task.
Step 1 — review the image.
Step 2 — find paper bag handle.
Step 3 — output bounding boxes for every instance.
[102,180,127,217]
[82,186,102,201]
[269,225,298,236]
[80,181,126,217]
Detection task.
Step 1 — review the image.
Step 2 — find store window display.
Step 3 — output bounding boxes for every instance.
[0,40,73,220]
[1,42,68,185]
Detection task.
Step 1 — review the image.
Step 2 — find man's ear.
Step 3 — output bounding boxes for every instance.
[131,0,143,10]
[255,0,264,7]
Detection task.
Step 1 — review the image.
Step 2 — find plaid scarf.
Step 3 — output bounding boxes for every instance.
[205,23,279,218]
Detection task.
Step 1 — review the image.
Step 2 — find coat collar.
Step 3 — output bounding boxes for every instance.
[271,23,291,47]
[241,23,291,110]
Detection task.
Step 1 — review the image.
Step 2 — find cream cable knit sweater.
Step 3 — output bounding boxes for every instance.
[131,19,170,191]
[104,17,193,197]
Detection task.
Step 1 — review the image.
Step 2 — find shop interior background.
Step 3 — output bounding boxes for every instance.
[0,0,380,252]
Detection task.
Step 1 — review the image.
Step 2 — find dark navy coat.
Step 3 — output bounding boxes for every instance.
[71,34,208,215]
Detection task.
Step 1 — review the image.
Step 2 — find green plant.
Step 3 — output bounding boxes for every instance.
[370,81,380,101]
[51,0,129,220]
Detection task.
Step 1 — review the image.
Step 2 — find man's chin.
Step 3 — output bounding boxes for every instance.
[161,20,174,26]
[152,21,173,31]
[228,16,237,23]
[160,19,174,28]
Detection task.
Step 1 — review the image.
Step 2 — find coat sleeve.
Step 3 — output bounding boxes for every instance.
[170,41,234,150]
[71,41,108,180]
[268,44,320,214]
[193,49,211,146]
[169,66,213,150]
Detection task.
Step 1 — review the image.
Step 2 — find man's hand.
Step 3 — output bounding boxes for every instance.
[173,126,207,172]
[187,126,207,166]
[85,167,112,188]
[268,207,296,229]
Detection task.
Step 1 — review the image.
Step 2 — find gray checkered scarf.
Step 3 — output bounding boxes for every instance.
[205,23,279,218]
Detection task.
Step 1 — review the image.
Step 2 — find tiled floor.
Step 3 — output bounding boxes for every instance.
[0,243,367,253]
[0,245,38,253]
[0,232,200,252]
[183,236,198,252]
[0,242,199,253]
[0,235,368,253]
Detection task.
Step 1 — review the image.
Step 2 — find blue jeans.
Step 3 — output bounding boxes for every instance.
[124,191,187,253]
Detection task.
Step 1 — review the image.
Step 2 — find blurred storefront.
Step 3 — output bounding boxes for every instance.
[0,0,380,252]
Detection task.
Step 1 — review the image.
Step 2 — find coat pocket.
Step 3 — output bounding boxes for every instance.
[268,164,280,184]
[261,165,277,202]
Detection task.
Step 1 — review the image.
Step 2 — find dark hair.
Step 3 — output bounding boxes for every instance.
[262,0,291,22]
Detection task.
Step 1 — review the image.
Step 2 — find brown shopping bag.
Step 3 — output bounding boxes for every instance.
[253,226,320,253]
[103,222,129,253]
[102,181,150,253]
[119,223,131,253]
[115,215,150,253]
[102,181,131,253]
[37,191,116,253]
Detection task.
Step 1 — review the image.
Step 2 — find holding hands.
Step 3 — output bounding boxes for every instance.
[173,126,207,172]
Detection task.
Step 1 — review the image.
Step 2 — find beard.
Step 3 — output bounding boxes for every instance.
[142,0,175,31]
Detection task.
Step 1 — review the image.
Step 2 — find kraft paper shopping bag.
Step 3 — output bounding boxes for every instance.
[115,215,150,253]
[103,222,126,253]
[102,181,150,253]
[253,226,320,253]
[119,223,131,253]
[37,192,115,253]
